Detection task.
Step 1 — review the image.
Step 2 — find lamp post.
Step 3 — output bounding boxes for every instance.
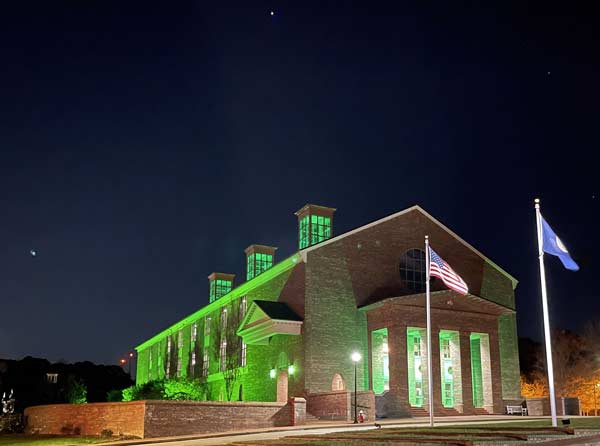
[128,352,134,377]
[351,351,362,424]
[120,353,135,378]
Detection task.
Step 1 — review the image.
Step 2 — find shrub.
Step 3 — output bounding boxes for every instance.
[163,378,205,401]
[121,378,206,401]
[100,429,114,438]
[106,389,123,402]
[122,380,165,401]
[0,414,24,434]
[65,375,87,404]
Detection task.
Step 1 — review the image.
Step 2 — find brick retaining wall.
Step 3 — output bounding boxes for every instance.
[143,400,291,437]
[25,399,301,438]
[24,401,145,437]
[307,390,374,421]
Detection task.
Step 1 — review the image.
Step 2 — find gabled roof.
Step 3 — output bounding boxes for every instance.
[237,300,303,345]
[300,205,518,289]
[252,300,303,321]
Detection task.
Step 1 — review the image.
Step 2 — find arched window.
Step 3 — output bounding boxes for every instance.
[399,249,427,292]
[332,373,345,391]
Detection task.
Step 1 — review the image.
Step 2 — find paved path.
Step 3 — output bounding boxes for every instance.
[113,416,541,446]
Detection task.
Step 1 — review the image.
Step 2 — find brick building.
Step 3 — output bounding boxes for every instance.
[135,204,521,417]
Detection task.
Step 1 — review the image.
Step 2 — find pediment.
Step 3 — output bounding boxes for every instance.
[237,301,303,345]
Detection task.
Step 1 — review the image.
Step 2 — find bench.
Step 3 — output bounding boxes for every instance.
[506,405,528,415]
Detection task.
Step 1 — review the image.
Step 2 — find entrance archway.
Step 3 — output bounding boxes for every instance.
[277,370,288,402]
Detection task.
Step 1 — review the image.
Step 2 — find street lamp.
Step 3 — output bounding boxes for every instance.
[119,353,134,378]
[351,351,362,424]
[128,352,134,377]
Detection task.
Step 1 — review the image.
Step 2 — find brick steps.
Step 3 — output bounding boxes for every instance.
[409,406,429,417]
[410,406,474,417]
[436,407,460,416]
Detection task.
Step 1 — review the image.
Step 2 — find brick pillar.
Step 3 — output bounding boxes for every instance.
[488,331,504,414]
[386,324,410,417]
[449,332,463,413]
[459,331,475,414]
[430,329,443,413]
[289,397,307,425]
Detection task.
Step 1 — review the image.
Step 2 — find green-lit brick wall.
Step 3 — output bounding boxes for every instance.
[304,248,369,394]
[498,313,521,399]
[135,259,304,403]
[480,260,520,401]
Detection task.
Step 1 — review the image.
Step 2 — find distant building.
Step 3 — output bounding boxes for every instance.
[135,204,520,416]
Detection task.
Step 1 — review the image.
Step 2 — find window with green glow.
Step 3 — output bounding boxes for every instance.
[299,215,309,249]
[439,330,462,407]
[202,351,209,377]
[310,215,331,245]
[192,323,197,342]
[256,253,272,275]
[166,337,172,377]
[210,279,232,303]
[239,297,247,320]
[241,341,247,367]
[219,340,227,372]
[246,254,255,280]
[470,334,484,408]
[148,350,153,382]
[247,254,273,280]
[407,328,424,407]
[371,328,389,395]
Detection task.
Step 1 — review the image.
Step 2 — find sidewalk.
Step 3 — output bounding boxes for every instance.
[102,415,542,446]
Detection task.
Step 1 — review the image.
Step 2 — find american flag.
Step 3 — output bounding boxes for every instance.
[428,247,469,295]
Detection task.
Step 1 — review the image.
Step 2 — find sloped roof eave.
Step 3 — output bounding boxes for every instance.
[300,205,518,290]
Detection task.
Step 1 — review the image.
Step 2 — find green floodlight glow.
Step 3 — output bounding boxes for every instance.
[269,369,276,379]
[135,253,301,352]
[470,333,484,408]
[288,364,295,376]
[371,328,389,395]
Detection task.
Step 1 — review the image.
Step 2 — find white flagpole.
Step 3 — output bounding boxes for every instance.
[425,235,434,427]
[535,198,558,427]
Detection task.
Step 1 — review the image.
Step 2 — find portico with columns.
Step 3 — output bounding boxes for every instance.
[365,291,508,417]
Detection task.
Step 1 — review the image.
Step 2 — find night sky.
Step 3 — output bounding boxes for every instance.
[1,2,598,366]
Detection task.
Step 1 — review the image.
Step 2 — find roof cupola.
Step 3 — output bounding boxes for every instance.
[294,204,336,249]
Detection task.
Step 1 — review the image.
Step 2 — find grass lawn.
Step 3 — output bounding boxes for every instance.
[0,435,108,445]
[438,417,600,429]
[226,418,600,445]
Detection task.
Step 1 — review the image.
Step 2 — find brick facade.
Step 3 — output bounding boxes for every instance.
[133,205,520,420]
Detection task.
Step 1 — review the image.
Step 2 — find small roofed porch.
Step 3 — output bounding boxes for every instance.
[237,300,303,345]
